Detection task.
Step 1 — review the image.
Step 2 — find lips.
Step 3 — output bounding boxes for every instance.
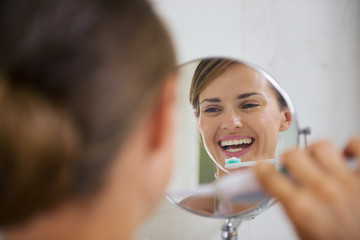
[218,135,255,157]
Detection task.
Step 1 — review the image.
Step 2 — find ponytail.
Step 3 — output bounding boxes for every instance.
[0,75,82,226]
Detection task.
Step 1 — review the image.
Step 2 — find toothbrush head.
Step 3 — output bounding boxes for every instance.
[225,157,242,169]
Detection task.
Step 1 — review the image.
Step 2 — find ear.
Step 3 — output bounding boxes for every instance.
[92,75,178,226]
[147,75,177,152]
[279,108,293,132]
[139,74,177,211]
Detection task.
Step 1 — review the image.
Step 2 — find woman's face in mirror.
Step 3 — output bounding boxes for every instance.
[197,63,292,173]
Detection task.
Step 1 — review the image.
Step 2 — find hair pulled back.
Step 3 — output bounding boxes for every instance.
[189,58,287,117]
[189,58,235,117]
[0,0,175,227]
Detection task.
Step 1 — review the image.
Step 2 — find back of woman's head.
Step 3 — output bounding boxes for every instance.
[0,0,175,227]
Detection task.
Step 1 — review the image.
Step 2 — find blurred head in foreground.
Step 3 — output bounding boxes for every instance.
[0,0,176,239]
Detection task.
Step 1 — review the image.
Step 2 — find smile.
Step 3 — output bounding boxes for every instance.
[218,136,255,157]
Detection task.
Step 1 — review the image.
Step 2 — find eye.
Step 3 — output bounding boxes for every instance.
[241,103,260,109]
[204,107,222,113]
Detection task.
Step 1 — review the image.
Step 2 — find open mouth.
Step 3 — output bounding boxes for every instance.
[218,137,255,155]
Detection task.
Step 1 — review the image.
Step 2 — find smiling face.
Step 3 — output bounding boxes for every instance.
[197,63,291,174]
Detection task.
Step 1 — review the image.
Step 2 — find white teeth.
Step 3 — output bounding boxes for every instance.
[226,148,243,153]
[220,138,252,147]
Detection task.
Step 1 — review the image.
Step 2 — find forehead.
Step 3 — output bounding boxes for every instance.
[199,63,270,99]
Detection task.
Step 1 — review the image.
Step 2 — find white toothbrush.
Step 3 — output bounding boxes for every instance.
[168,157,358,204]
[225,157,279,169]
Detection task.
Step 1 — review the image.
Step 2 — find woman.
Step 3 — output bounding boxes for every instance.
[179,58,292,216]
[190,58,292,177]
[0,0,176,239]
[1,1,359,238]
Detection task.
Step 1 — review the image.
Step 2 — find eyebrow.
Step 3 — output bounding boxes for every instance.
[200,92,262,105]
[237,92,262,99]
[200,98,221,104]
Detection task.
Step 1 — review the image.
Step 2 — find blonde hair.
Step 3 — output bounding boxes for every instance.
[189,58,235,117]
[189,58,287,117]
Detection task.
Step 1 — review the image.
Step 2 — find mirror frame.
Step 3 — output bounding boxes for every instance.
[166,56,300,219]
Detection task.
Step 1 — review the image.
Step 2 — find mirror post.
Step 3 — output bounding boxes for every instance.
[221,218,242,240]
[299,127,311,147]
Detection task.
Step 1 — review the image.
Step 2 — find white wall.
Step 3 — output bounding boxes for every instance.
[137,1,360,239]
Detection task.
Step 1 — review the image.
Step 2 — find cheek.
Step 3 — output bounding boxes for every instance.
[199,118,216,145]
[249,111,282,138]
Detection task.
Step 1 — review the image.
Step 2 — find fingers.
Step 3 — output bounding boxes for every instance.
[281,147,346,209]
[344,137,360,158]
[255,162,298,205]
[255,138,360,240]
[256,138,359,200]
[307,140,348,173]
[281,148,326,188]
[306,140,353,184]
[254,161,330,233]
[344,137,360,175]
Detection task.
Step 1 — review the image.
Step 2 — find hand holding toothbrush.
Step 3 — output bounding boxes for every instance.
[255,138,360,240]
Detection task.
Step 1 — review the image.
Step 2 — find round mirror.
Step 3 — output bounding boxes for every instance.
[167,57,299,219]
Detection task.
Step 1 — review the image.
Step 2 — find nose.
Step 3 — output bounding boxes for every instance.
[221,110,243,130]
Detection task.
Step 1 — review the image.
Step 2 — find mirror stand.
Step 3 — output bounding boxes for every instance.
[221,218,242,240]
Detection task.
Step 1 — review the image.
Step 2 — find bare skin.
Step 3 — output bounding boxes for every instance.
[255,138,360,240]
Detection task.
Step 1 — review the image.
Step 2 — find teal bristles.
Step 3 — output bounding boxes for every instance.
[226,158,241,164]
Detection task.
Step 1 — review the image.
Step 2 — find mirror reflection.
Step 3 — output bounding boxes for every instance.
[190,58,293,176]
[168,57,298,218]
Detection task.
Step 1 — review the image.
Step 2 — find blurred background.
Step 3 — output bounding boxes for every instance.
[136,0,360,239]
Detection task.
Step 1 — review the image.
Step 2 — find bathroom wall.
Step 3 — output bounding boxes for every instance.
[136,0,360,239]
